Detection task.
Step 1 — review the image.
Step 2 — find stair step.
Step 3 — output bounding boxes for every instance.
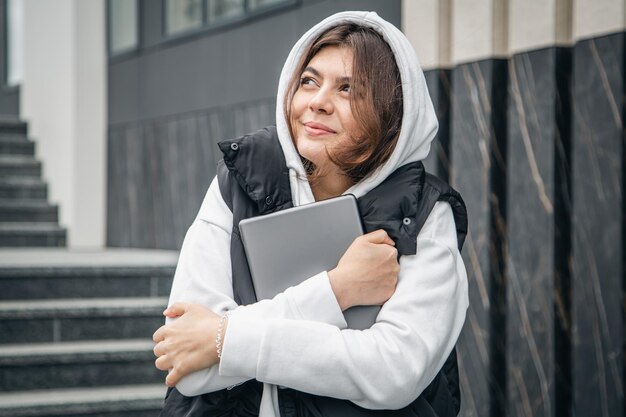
[0,156,41,178]
[0,137,34,155]
[0,200,58,222]
[0,384,165,417]
[0,297,168,344]
[0,249,176,299]
[0,223,66,247]
[0,133,28,141]
[0,118,27,135]
[0,340,165,392]
[0,178,47,199]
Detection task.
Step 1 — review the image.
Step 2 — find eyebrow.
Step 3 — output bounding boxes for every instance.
[303,66,351,84]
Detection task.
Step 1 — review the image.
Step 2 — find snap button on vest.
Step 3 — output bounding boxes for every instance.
[265,195,273,206]
[230,143,239,151]
[403,217,411,225]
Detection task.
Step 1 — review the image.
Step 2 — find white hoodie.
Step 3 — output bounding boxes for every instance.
[167,11,468,415]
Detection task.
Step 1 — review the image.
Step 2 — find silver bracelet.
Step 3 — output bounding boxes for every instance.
[216,313,229,359]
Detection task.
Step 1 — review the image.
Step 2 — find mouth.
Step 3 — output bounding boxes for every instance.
[303,122,336,136]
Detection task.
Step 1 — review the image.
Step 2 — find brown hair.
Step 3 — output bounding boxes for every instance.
[284,23,403,184]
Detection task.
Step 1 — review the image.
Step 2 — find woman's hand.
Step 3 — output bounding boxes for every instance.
[328,229,399,310]
[152,303,225,387]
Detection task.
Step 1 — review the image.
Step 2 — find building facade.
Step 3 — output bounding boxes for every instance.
[1,1,624,416]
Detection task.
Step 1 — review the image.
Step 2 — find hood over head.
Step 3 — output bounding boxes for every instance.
[276,11,438,201]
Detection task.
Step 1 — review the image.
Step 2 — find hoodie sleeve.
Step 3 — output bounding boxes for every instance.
[219,201,469,410]
[168,177,347,396]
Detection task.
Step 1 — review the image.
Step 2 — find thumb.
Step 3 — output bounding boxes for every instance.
[163,302,191,318]
[362,229,395,246]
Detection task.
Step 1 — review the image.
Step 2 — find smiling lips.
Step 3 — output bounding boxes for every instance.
[304,122,336,136]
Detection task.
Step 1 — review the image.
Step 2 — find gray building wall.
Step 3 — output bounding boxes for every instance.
[107,0,401,249]
[0,0,19,117]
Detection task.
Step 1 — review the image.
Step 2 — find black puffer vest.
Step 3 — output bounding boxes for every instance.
[160,126,467,417]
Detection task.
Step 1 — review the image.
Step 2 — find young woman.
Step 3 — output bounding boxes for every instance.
[153,11,468,417]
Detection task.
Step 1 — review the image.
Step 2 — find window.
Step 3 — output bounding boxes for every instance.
[6,0,23,87]
[207,0,244,24]
[166,0,203,35]
[248,0,286,11]
[108,0,138,55]
[165,0,292,36]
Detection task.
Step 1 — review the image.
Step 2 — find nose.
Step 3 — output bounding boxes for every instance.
[308,88,334,114]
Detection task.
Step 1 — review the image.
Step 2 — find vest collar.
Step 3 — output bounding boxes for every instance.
[218,126,293,214]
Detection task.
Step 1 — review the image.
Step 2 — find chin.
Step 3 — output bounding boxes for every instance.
[294,136,328,166]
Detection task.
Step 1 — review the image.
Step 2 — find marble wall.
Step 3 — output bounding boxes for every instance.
[107,98,275,249]
[505,46,572,417]
[571,33,624,417]
[424,69,452,182]
[443,33,622,417]
[450,59,508,417]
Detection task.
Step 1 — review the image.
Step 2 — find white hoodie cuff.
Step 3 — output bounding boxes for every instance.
[219,314,264,378]
[284,271,347,329]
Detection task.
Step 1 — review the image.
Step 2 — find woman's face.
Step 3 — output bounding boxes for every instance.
[290,46,362,171]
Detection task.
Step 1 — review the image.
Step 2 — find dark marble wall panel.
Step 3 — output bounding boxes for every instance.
[107,98,276,249]
[424,69,452,181]
[505,47,572,417]
[451,59,508,417]
[571,33,624,417]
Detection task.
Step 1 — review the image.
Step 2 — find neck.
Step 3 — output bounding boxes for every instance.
[310,170,353,201]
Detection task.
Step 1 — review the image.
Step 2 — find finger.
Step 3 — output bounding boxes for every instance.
[153,341,166,357]
[153,326,165,343]
[166,368,183,387]
[155,355,172,371]
[363,229,394,246]
[163,302,190,317]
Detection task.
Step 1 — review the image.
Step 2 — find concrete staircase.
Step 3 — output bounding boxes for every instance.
[0,119,66,247]
[0,249,177,416]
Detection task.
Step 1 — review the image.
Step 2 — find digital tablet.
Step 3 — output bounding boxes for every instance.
[239,194,380,330]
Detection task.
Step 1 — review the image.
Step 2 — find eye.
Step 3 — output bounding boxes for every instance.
[300,77,317,87]
[340,84,351,93]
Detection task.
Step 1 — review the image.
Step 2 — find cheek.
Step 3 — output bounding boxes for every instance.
[289,99,302,148]
[338,104,361,137]
[290,92,307,121]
